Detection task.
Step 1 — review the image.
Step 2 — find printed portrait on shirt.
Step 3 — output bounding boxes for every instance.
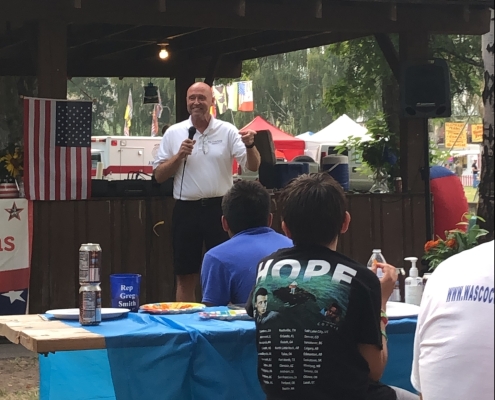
[252,257,355,330]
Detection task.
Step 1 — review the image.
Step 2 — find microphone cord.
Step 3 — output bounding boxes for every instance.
[179,158,187,200]
[179,126,197,200]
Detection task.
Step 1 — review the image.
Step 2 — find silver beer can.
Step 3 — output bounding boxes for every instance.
[79,284,102,326]
[79,243,102,284]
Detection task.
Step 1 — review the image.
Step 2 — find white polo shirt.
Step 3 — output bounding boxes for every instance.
[411,240,494,400]
[153,116,248,200]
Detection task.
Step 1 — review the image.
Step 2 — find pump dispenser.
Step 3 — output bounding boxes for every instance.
[404,257,423,305]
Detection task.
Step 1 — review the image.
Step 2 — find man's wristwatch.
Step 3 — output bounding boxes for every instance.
[245,142,255,149]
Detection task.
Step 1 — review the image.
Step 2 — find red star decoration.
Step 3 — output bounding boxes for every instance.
[5,202,24,221]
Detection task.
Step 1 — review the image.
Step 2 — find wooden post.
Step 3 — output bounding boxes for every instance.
[175,74,195,122]
[478,8,494,241]
[399,32,429,193]
[37,19,67,99]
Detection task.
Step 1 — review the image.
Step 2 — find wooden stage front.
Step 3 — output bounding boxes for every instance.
[29,193,426,314]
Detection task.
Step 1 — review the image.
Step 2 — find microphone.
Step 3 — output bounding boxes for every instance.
[188,126,196,141]
[180,126,196,200]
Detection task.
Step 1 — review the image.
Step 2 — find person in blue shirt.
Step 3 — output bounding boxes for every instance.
[201,180,292,306]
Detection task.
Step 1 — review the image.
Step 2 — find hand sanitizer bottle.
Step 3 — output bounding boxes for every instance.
[404,257,423,306]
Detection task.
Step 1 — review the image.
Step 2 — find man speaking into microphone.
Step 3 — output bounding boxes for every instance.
[153,82,261,302]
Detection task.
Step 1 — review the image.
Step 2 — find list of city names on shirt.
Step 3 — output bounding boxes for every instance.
[258,328,328,391]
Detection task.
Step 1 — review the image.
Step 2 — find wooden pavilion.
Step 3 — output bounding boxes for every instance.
[0,0,492,312]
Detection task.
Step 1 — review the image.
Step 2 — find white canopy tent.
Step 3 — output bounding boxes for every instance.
[302,114,371,160]
[296,131,315,140]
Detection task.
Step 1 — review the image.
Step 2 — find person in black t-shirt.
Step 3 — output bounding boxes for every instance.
[471,161,479,188]
[246,173,418,400]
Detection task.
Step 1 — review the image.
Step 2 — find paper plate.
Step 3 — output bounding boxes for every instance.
[46,308,130,320]
[386,302,420,319]
[139,302,206,315]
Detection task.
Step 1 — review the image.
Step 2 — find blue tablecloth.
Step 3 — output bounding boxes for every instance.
[39,309,417,400]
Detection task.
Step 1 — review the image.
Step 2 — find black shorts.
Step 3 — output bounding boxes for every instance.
[172,197,229,276]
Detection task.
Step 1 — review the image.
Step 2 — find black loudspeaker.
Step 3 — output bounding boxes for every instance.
[400,59,451,118]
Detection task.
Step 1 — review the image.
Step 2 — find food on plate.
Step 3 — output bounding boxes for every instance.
[139,302,205,314]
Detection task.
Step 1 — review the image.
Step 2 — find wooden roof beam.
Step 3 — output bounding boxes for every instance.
[374,33,400,82]
[70,41,154,62]
[67,57,242,78]
[68,24,140,48]
[69,25,197,48]
[116,29,263,61]
[179,30,326,59]
[0,24,26,53]
[168,28,260,51]
[0,1,490,35]
[0,55,242,78]
[229,32,368,60]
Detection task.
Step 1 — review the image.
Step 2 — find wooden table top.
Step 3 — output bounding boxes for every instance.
[0,315,105,353]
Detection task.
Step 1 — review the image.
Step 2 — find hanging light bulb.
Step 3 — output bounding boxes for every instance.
[158,43,169,60]
[159,48,169,59]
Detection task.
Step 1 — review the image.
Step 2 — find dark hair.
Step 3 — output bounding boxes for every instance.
[161,124,170,135]
[222,180,271,234]
[280,173,347,247]
[255,287,268,298]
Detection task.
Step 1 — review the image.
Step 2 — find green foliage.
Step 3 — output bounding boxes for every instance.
[324,35,483,119]
[429,139,451,165]
[424,214,489,271]
[68,77,176,136]
[218,48,341,134]
[336,113,399,186]
[65,48,344,137]
[323,37,392,120]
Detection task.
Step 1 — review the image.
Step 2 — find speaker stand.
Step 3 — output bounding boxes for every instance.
[421,119,433,242]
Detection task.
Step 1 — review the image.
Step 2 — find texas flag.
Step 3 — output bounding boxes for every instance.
[0,199,32,315]
[238,81,254,112]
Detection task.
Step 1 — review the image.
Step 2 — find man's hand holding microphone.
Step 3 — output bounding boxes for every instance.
[178,127,197,161]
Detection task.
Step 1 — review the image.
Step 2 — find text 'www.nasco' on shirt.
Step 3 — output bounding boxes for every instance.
[446,285,494,303]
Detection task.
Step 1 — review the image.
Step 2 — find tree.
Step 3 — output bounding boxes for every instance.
[216,47,342,135]
[478,9,494,241]
[0,76,36,150]
[68,77,177,137]
[323,34,485,128]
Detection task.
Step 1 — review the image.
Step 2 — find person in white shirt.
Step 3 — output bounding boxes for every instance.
[411,240,494,400]
[153,82,261,302]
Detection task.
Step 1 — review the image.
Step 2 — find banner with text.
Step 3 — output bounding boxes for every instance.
[0,199,32,315]
[445,122,467,149]
[471,124,483,143]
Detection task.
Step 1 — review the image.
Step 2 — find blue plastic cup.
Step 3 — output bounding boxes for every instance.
[110,274,141,312]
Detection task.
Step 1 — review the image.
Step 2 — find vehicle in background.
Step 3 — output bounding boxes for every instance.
[91,136,161,180]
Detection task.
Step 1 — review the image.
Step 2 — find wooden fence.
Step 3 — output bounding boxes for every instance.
[29,193,427,313]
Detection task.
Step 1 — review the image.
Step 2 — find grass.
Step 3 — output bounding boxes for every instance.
[463,186,478,202]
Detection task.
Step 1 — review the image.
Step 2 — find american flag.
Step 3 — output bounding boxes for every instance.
[23,98,92,200]
[151,89,163,137]
[237,81,254,112]
[0,200,31,316]
[0,288,28,315]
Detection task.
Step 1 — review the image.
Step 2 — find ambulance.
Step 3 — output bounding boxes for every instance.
[91,136,162,180]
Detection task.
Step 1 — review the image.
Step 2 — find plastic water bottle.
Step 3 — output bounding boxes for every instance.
[367,249,401,302]
[389,274,401,302]
[367,249,386,279]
